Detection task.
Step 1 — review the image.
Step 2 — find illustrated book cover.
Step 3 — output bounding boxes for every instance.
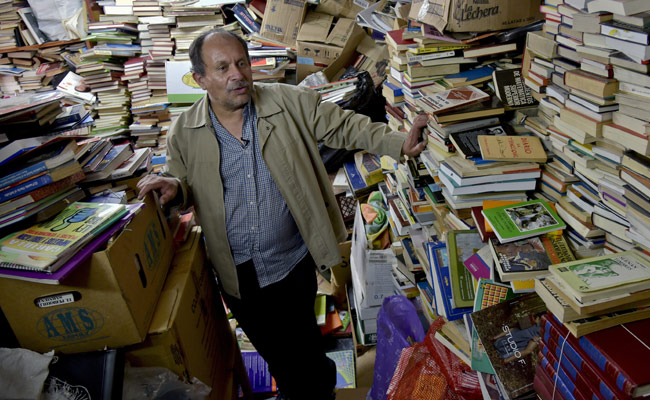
[416,85,490,115]
[446,230,483,308]
[548,250,650,302]
[470,293,547,400]
[482,199,566,244]
[489,232,575,282]
[478,135,548,163]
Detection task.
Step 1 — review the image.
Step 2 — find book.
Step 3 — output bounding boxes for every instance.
[0,137,48,167]
[83,143,134,182]
[442,65,495,88]
[427,241,472,321]
[548,251,650,302]
[492,69,537,110]
[446,230,482,308]
[448,125,507,159]
[434,96,506,124]
[540,314,628,400]
[354,151,383,186]
[489,232,575,282]
[470,279,516,374]
[0,161,82,204]
[416,85,490,115]
[16,7,47,45]
[0,171,85,206]
[470,293,547,400]
[463,244,493,280]
[0,203,142,284]
[0,202,127,272]
[110,147,151,180]
[482,199,566,244]
[463,42,518,58]
[588,0,650,16]
[564,70,619,98]
[0,140,77,190]
[478,135,547,163]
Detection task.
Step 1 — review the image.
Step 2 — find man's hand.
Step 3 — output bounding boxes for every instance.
[136,175,180,206]
[402,113,428,158]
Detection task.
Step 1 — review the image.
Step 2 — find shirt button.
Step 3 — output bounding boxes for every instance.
[249,201,254,205]
[251,226,255,230]
[247,174,251,178]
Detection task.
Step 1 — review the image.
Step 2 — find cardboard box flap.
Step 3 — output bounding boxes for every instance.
[297,12,334,43]
[315,0,364,19]
[326,17,358,47]
[410,0,543,32]
[148,288,181,334]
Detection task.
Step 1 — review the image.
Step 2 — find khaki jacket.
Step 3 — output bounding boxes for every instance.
[165,83,407,298]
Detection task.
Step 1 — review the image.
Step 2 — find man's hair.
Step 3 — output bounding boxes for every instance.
[189,29,250,76]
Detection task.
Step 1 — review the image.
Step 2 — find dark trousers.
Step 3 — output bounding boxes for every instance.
[222,254,336,400]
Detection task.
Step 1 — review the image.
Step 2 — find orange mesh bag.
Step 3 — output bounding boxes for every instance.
[386,318,483,400]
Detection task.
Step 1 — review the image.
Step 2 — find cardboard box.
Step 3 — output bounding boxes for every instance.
[316,241,352,307]
[260,0,308,47]
[350,202,396,309]
[315,0,364,19]
[0,194,173,354]
[409,0,543,32]
[296,18,365,83]
[125,226,245,400]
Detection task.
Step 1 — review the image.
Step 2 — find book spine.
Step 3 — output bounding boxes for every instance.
[578,337,635,398]
[541,314,626,400]
[0,173,54,203]
[0,161,47,189]
[539,354,582,400]
[232,3,260,33]
[540,342,603,400]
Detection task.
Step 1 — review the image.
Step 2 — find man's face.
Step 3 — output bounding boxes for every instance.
[193,33,253,113]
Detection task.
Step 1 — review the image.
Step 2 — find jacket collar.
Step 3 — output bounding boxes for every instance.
[182,84,283,129]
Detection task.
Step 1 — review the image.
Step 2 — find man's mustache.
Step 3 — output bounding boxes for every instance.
[228,82,250,91]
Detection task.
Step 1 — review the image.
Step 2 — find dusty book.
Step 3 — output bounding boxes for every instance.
[548,250,650,302]
[478,135,547,163]
[482,199,566,244]
[470,293,547,400]
[489,232,575,282]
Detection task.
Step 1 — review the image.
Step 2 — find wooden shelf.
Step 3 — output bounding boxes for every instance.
[0,39,83,54]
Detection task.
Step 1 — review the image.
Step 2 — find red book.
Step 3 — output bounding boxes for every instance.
[578,318,650,398]
[535,362,568,400]
[470,206,495,242]
[541,314,629,399]
[538,351,590,400]
[539,341,606,400]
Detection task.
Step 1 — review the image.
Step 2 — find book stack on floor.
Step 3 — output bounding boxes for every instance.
[533,250,650,400]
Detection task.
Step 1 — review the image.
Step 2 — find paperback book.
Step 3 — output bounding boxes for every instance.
[482,199,566,244]
[489,232,575,282]
[470,293,547,400]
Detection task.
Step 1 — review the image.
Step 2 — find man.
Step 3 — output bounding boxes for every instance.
[137,28,427,399]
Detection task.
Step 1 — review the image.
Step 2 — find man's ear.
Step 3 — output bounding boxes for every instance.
[193,72,206,90]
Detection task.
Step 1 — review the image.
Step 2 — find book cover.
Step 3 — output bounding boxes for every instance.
[549,251,650,303]
[0,202,126,271]
[0,203,141,284]
[84,143,134,182]
[427,241,472,321]
[449,125,507,159]
[490,232,575,282]
[470,293,547,400]
[446,230,482,308]
[435,96,506,124]
[478,135,548,163]
[0,137,48,168]
[482,199,566,244]
[326,350,356,389]
[463,244,493,281]
[416,85,490,115]
[492,69,537,110]
[242,351,277,393]
[471,279,515,374]
[539,341,604,400]
[0,170,85,206]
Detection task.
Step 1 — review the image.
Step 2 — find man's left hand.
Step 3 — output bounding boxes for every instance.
[402,113,428,158]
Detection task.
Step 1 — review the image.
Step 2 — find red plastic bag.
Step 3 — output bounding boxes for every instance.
[386,318,483,400]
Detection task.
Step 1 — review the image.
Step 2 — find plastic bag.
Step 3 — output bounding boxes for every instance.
[122,366,211,400]
[385,318,483,400]
[368,296,425,400]
[27,0,85,41]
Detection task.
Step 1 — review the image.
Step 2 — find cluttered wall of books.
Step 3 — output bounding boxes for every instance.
[2,0,650,398]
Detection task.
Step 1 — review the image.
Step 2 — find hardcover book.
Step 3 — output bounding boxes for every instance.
[470,293,547,400]
[427,241,472,321]
[482,199,566,244]
[489,232,575,282]
[548,250,650,302]
[478,135,548,163]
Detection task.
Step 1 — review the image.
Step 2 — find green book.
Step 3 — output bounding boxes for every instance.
[549,251,650,302]
[314,294,327,326]
[481,199,566,244]
[447,230,483,308]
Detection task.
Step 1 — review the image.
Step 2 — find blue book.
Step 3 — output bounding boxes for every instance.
[443,65,495,83]
[0,173,60,203]
[343,160,370,197]
[0,141,77,189]
[427,241,472,321]
[232,3,261,33]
